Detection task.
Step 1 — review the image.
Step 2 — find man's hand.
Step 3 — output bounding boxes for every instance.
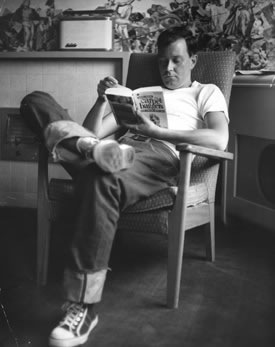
[97,76,120,101]
[122,110,162,138]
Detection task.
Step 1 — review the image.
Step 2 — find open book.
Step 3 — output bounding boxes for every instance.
[105,86,168,128]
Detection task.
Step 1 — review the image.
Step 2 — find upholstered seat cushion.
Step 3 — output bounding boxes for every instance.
[125,183,208,212]
[49,179,75,201]
[49,179,208,213]
[48,178,208,234]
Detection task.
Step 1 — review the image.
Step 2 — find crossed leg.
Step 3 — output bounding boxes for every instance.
[20,91,135,173]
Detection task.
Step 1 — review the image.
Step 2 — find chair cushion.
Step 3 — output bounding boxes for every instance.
[118,183,208,234]
[49,179,208,213]
[118,210,170,234]
[124,183,208,213]
[49,179,75,200]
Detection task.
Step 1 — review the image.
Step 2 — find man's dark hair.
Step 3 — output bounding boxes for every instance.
[157,26,198,57]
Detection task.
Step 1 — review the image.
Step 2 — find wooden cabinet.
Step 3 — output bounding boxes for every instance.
[226,75,275,231]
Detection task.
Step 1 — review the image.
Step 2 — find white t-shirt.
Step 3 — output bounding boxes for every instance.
[160,81,229,154]
[163,80,229,131]
[125,81,228,156]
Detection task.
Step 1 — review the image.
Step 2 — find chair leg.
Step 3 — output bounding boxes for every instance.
[167,151,192,309]
[167,217,186,309]
[37,209,51,286]
[205,203,215,262]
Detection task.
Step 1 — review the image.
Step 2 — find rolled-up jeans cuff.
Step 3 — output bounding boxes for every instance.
[63,268,107,304]
[43,120,97,162]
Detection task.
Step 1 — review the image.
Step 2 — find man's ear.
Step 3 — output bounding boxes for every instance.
[190,54,198,69]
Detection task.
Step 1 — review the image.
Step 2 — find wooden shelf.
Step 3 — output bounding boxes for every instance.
[0,50,131,84]
[0,50,130,60]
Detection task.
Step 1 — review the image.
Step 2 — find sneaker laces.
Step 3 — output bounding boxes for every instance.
[60,303,85,331]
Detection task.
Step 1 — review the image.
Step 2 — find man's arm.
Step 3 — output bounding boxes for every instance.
[126,111,229,151]
[82,76,122,139]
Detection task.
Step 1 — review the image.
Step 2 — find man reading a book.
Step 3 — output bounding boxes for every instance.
[20,25,229,347]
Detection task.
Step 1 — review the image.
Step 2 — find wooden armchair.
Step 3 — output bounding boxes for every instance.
[35,51,235,309]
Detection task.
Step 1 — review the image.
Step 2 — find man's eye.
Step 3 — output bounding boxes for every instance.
[174,59,183,64]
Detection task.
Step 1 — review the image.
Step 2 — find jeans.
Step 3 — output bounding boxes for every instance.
[20,91,179,304]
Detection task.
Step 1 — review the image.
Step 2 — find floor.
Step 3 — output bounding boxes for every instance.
[0,207,274,347]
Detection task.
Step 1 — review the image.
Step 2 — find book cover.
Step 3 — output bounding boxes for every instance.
[105,86,168,128]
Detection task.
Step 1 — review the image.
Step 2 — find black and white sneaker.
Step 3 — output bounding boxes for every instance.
[49,302,98,347]
[76,138,135,173]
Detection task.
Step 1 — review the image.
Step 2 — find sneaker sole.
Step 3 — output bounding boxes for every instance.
[93,141,135,173]
[48,315,98,347]
[119,144,135,170]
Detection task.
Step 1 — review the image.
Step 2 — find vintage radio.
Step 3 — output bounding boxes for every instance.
[59,11,114,51]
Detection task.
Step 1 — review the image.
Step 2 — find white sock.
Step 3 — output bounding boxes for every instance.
[76,137,99,157]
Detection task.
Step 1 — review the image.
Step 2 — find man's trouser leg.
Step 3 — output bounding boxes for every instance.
[20,90,74,139]
[20,91,97,173]
[64,138,179,304]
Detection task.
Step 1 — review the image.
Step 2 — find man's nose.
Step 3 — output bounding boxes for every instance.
[167,60,174,71]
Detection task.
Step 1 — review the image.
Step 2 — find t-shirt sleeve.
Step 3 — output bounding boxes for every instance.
[197,84,229,122]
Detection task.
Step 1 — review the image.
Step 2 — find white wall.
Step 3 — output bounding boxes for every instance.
[0,56,123,207]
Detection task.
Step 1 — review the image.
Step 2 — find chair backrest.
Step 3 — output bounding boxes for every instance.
[126,51,236,106]
[126,51,236,203]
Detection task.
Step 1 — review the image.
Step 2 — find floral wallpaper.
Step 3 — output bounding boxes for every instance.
[0,0,274,70]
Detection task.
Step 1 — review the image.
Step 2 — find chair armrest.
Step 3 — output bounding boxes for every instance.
[176,143,233,161]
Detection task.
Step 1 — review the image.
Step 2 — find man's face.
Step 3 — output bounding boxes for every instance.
[158,38,197,90]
